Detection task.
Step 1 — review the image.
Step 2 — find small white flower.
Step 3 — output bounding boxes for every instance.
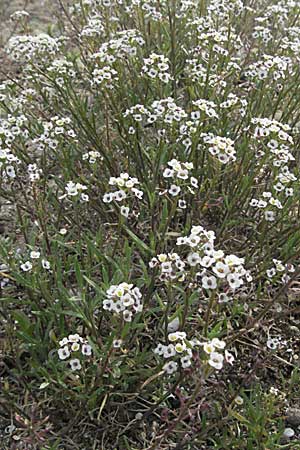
[266,268,276,278]
[225,350,235,365]
[42,259,51,269]
[81,344,92,356]
[113,339,123,348]
[234,395,244,406]
[187,252,201,266]
[202,275,217,290]
[123,310,133,322]
[163,344,176,358]
[181,356,192,368]
[163,360,178,374]
[208,352,224,370]
[20,261,32,272]
[71,342,80,352]
[211,338,226,349]
[120,206,130,217]
[68,334,81,343]
[30,251,40,259]
[59,337,68,347]
[58,345,70,360]
[168,184,181,196]
[163,168,174,178]
[264,210,275,221]
[213,261,230,278]
[70,358,82,371]
[227,273,242,290]
[103,192,113,203]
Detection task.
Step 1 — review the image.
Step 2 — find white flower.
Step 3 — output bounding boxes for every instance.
[123,310,133,322]
[20,261,32,272]
[71,342,80,352]
[163,344,176,358]
[218,293,230,303]
[234,395,244,405]
[225,350,235,365]
[163,360,178,374]
[174,342,186,353]
[208,352,224,370]
[213,261,230,278]
[203,343,215,354]
[227,273,242,290]
[163,168,174,178]
[70,358,82,371]
[187,252,201,266]
[178,199,187,209]
[181,356,192,368]
[59,337,69,347]
[58,345,70,360]
[187,234,201,247]
[266,268,276,278]
[68,334,81,343]
[113,339,123,348]
[42,259,51,269]
[264,210,275,221]
[168,184,181,196]
[202,275,217,290]
[211,338,226,349]
[30,251,40,259]
[82,344,92,356]
[120,206,130,217]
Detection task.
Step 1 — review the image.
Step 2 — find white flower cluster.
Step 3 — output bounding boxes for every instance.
[266,259,295,284]
[80,15,104,38]
[280,30,300,54]
[7,33,61,61]
[154,333,234,375]
[177,225,251,291]
[162,159,198,202]
[92,30,144,63]
[32,116,76,153]
[200,133,236,164]
[46,58,76,86]
[124,98,187,129]
[201,337,234,370]
[250,191,283,222]
[123,0,163,21]
[154,332,198,374]
[58,333,92,371]
[0,114,28,146]
[141,53,171,84]
[10,10,30,21]
[20,250,50,273]
[245,55,292,81]
[0,149,20,180]
[252,25,272,43]
[191,99,219,119]
[103,282,143,322]
[60,181,89,202]
[82,150,103,164]
[252,118,293,145]
[27,163,42,182]
[149,253,186,282]
[103,172,143,218]
[91,66,118,89]
[184,60,215,85]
